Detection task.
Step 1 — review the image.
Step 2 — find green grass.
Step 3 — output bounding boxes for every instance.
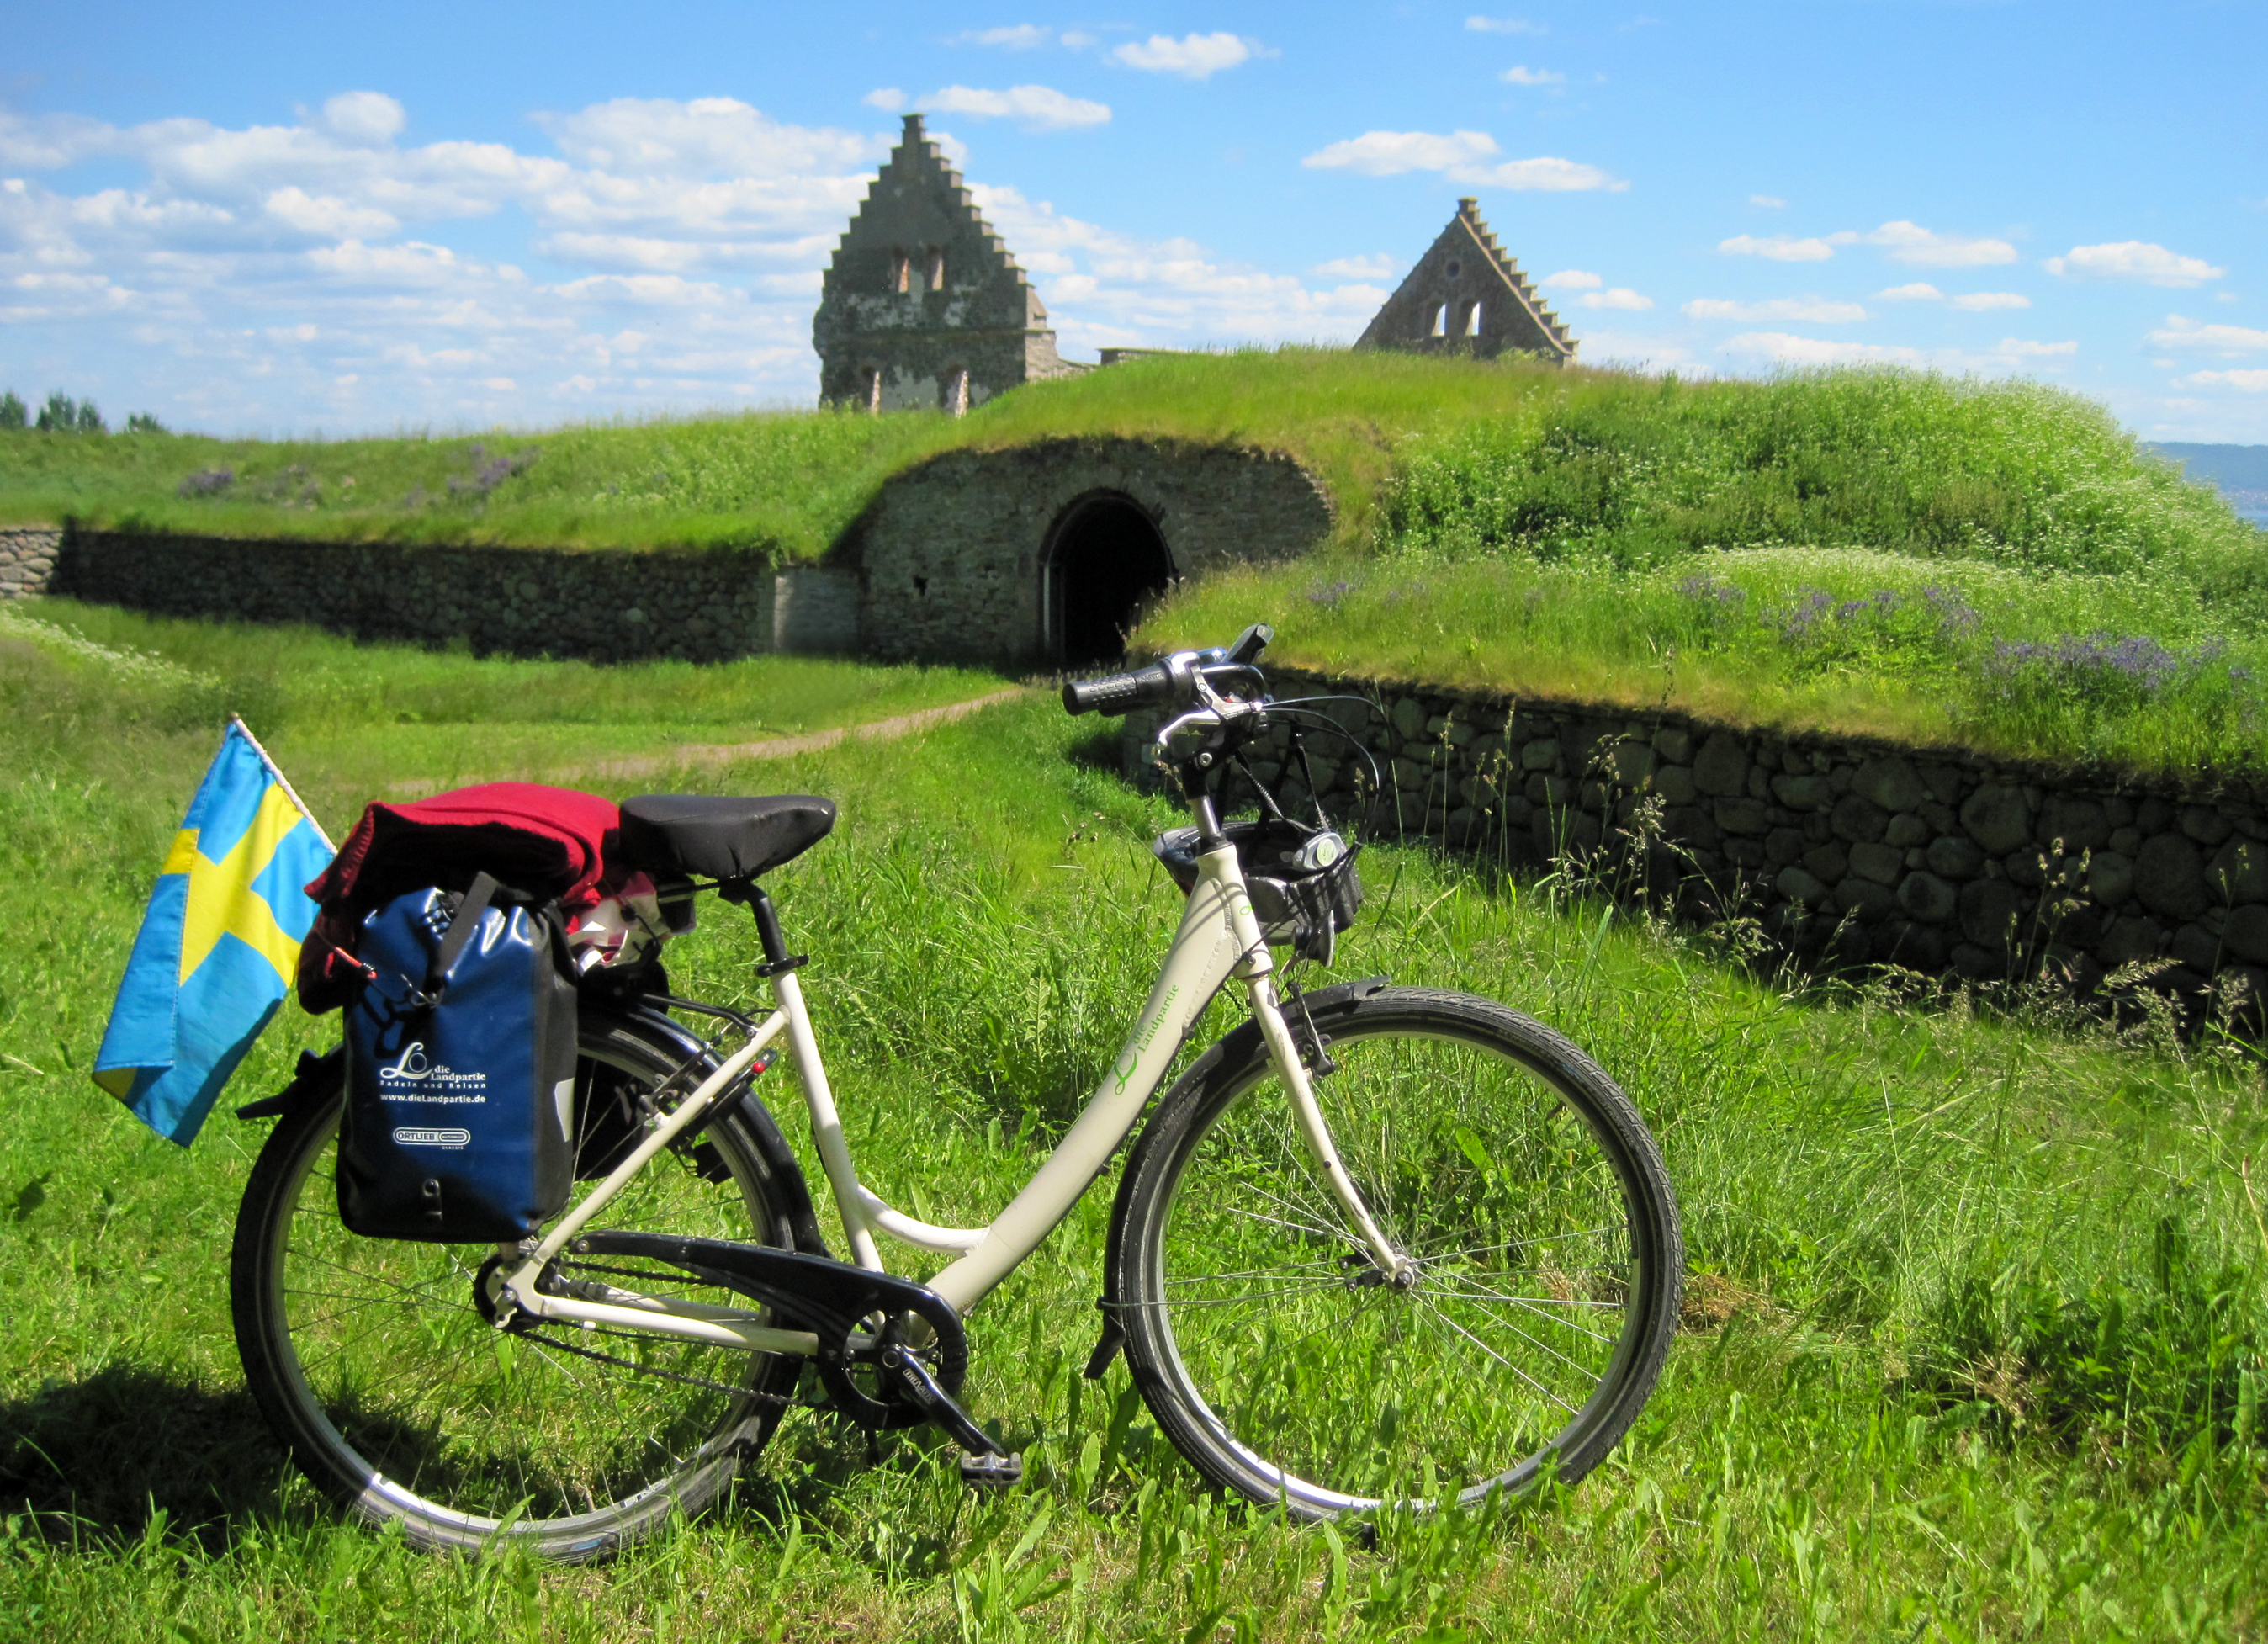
[0,598,1008,798]
[2,612,2265,1639]
[19,347,2267,773]
[1147,545,2268,777]
[0,348,1553,557]
[1137,367,2268,778]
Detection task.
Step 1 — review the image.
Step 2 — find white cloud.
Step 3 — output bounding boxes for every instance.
[1466,14,1546,33]
[863,88,908,112]
[919,85,1110,130]
[1580,287,1652,310]
[263,186,399,239]
[1839,220,2016,268]
[1723,221,2016,268]
[2149,315,2268,353]
[2186,369,2268,391]
[1111,33,1262,78]
[1873,281,2031,310]
[1720,332,1924,367]
[1303,130,1499,175]
[2046,241,2225,287]
[1749,194,1785,209]
[1539,268,1602,289]
[957,24,1052,49]
[315,92,406,146]
[1301,130,1626,190]
[1989,337,2078,358]
[1685,296,1867,323]
[534,97,877,178]
[1720,233,1835,263]
[1502,66,1565,86]
[1312,252,1396,279]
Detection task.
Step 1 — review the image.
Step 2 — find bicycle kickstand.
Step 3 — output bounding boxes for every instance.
[875,1344,1025,1488]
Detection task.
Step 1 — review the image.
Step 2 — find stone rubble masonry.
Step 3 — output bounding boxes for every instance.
[840,438,1334,666]
[0,528,61,598]
[47,529,855,662]
[813,113,1082,414]
[1355,198,1576,364]
[25,437,1325,667]
[1125,665,2268,1017]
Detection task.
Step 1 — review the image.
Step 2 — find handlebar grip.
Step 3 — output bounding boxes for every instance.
[1062,662,1177,717]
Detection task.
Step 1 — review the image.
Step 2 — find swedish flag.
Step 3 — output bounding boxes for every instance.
[94,719,335,1145]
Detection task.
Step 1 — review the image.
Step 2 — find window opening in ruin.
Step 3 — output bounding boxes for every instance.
[1428,304,1446,337]
[944,368,969,416]
[867,368,882,414]
[1446,260,1461,278]
[1046,494,1174,667]
[892,252,910,294]
[1460,301,1480,337]
[926,247,946,290]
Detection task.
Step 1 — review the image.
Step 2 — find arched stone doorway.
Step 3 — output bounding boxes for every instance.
[1044,492,1174,666]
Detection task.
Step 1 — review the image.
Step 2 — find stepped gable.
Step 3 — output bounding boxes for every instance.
[1355,198,1576,364]
[813,113,1083,414]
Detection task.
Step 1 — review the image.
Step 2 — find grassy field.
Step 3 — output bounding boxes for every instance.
[1,607,2265,1640]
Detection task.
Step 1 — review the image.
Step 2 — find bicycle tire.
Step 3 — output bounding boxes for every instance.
[231,1010,815,1560]
[1107,986,1682,1520]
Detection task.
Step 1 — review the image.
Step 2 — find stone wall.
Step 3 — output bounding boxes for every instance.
[842,438,1333,666]
[1129,668,2268,1019]
[0,528,61,599]
[47,530,850,662]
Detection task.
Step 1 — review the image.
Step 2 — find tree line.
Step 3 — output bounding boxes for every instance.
[0,390,165,434]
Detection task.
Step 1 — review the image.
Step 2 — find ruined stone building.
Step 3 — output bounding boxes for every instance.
[813,114,1084,414]
[1356,198,1576,364]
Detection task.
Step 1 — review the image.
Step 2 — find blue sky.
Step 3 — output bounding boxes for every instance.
[3,1,2263,440]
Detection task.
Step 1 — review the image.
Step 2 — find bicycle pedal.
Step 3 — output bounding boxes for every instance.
[957,1449,1024,1488]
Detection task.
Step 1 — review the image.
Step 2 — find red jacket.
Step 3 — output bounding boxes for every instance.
[299,782,619,1012]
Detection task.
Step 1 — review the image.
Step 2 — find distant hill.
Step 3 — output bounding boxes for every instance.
[2149,442,2268,525]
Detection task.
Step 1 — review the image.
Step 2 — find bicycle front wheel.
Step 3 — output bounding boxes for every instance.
[1110,986,1682,1520]
[230,1011,811,1560]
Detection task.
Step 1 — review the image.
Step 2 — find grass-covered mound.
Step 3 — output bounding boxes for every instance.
[1142,367,2268,777]
[0,349,1564,556]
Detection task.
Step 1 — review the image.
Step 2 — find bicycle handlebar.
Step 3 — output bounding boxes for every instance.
[1061,661,1178,717]
[1061,623,1274,719]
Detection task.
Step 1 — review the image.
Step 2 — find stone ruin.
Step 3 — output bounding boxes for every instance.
[812,114,1084,415]
[1356,198,1576,364]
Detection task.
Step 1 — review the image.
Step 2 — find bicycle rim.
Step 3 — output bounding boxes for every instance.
[1121,992,1680,1518]
[234,1020,802,1556]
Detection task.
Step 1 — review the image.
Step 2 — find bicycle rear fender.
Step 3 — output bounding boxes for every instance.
[1084,973,1391,1379]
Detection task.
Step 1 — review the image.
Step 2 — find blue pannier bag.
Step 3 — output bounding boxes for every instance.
[337,872,579,1242]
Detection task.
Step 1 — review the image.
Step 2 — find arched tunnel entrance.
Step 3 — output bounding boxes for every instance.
[1046,493,1175,667]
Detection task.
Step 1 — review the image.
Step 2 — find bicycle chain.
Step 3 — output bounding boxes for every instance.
[509,1324,795,1404]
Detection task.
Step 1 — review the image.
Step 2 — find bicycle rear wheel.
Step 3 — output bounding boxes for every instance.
[231,1011,812,1560]
[1109,986,1682,1520]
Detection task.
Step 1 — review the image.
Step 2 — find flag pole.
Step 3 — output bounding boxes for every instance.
[226,713,337,854]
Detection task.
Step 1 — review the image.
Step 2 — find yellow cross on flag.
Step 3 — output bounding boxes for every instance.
[94,719,335,1144]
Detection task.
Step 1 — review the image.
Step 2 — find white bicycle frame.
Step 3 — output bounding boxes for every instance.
[498,692,1402,1359]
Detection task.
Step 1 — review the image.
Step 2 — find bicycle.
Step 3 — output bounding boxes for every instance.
[229,623,1684,1560]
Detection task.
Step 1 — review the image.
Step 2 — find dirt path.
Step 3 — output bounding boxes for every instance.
[389,685,1031,798]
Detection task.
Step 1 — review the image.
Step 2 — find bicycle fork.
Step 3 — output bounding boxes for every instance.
[1227,894,1414,1289]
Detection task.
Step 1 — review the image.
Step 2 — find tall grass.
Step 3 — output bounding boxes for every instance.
[1,618,2264,1637]
[1149,545,2268,775]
